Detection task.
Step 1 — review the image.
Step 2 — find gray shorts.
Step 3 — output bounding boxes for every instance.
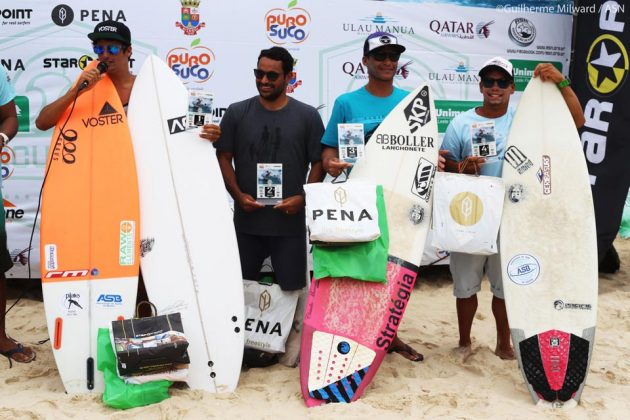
[449,251,504,299]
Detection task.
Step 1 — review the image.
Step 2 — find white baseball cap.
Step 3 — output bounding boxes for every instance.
[479,56,514,79]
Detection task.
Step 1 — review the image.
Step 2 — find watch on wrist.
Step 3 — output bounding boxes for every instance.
[557,78,571,89]
[0,132,9,146]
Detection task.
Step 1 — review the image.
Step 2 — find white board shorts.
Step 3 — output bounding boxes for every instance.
[449,252,504,299]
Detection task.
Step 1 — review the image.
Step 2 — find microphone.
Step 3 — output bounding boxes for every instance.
[78,62,108,91]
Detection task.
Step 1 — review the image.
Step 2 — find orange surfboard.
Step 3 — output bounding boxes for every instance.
[40,61,139,394]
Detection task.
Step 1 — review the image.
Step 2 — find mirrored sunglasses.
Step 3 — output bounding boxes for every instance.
[93,45,123,55]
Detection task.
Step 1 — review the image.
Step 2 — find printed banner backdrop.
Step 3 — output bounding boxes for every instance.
[572,0,630,261]
[1,0,573,278]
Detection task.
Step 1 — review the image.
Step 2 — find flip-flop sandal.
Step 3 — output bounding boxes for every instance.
[1,343,36,368]
[387,343,424,362]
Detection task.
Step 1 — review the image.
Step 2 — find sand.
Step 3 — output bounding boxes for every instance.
[1,238,629,419]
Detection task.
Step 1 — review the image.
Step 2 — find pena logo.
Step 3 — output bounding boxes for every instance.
[334,186,348,206]
[449,192,483,226]
[587,34,629,96]
[265,0,311,45]
[176,0,205,36]
[1,145,15,181]
[51,4,74,27]
[167,39,215,84]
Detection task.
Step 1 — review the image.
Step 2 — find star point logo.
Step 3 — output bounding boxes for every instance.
[587,34,628,95]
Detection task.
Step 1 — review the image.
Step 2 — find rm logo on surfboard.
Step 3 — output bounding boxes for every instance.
[404,86,432,133]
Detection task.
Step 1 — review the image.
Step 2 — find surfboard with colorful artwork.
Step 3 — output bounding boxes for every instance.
[300,84,439,405]
[40,61,140,394]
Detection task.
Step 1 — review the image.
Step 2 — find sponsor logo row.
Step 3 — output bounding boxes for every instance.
[4,3,557,51]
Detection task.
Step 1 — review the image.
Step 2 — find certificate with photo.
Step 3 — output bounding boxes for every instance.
[257,163,283,205]
[337,123,365,163]
[470,121,497,158]
[187,91,214,130]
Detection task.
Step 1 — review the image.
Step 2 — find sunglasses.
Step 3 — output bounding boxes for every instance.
[92,45,124,55]
[481,77,512,89]
[253,69,281,82]
[370,51,401,62]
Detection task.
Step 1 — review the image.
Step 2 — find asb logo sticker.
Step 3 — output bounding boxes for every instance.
[587,34,629,95]
[507,254,540,285]
[96,294,123,307]
[176,0,205,35]
[265,1,311,45]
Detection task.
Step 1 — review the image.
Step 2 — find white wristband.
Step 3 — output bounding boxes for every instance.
[0,132,9,146]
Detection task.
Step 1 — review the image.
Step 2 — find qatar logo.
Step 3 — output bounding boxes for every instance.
[167,40,215,84]
[265,0,311,45]
[476,20,495,39]
[176,0,205,36]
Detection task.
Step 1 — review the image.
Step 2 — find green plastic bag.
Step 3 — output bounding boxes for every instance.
[97,328,172,410]
[313,185,389,283]
[620,188,630,239]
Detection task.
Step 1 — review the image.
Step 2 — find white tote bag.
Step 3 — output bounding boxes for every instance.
[243,280,299,353]
[304,180,380,243]
[431,171,505,255]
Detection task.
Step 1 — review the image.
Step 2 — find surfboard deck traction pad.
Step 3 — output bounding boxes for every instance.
[519,329,589,402]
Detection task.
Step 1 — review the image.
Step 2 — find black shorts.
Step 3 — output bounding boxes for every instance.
[236,232,307,291]
[0,218,13,273]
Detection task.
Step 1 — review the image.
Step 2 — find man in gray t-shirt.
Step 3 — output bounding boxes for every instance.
[213,47,323,291]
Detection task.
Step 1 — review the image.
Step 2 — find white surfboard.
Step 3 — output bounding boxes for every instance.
[127,55,244,393]
[501,77,598,406]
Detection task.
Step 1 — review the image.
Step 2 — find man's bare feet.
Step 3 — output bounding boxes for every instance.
[495,345,516,360]
[388,336,424,362]
[453,345,473,363]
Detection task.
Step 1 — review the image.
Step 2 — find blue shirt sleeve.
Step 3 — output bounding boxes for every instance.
[321,97,345,148]
[0,67,16,106]
[441,118,465,162]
